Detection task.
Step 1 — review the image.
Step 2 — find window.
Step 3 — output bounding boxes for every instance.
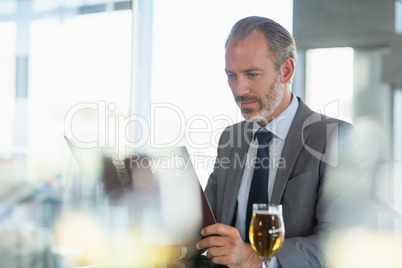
[305,47,354,122]
[0,0,133,182]
[0,21,16,160]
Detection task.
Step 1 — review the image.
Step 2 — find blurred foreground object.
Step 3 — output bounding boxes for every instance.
[56,144,203,267]
[0,226,56,268]
[0,180,59,268]
[326,119,402,267]
[327,229,402,268]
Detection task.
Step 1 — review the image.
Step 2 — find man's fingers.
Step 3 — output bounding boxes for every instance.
[201,223,223,236]
[201,223,239,237]
[196,234,225,250]
[206,244,237,258]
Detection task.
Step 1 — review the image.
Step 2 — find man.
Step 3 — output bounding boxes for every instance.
[195,16,367,267]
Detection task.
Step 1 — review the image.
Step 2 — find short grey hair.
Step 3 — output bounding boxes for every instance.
[225,16,297,72]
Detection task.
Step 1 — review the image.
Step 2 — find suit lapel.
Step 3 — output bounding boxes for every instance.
[271,99,313,204]
[220,121,253,225]
[218,99,315,220]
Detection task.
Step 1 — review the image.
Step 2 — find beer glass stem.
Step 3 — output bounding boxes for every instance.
[262,260,270,268]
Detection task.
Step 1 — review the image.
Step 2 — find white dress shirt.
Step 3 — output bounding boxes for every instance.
[235,93,299,240]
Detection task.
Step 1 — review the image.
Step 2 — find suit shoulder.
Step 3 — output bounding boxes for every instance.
[302,111,354,133]
[296,97,354,131]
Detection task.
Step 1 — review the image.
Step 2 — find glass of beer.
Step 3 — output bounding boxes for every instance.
[249,204,285,268]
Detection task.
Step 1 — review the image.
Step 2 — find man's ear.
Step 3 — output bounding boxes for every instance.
[280,57,295,84]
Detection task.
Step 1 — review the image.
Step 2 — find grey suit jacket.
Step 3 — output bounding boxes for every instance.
[204,97,368,267]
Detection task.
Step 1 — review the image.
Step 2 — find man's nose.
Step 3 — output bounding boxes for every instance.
[233,76,250,95]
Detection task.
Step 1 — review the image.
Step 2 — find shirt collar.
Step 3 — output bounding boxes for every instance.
[252,93,299,141]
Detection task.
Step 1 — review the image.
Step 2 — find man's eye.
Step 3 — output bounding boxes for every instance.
[227,73,236,79]
[247,73,259,78]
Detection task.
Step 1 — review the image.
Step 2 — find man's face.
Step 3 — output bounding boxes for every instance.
[225,31,284,123]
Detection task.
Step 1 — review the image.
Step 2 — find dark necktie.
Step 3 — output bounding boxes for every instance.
[245,128,273,242]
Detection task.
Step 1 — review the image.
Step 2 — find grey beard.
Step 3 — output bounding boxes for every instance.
[245,80,284,123]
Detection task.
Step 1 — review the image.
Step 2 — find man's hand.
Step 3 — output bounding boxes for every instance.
[195,223,262,268]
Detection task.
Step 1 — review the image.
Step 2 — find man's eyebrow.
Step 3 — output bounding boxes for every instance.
[242,68,263,73]
[225,67,263,73]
